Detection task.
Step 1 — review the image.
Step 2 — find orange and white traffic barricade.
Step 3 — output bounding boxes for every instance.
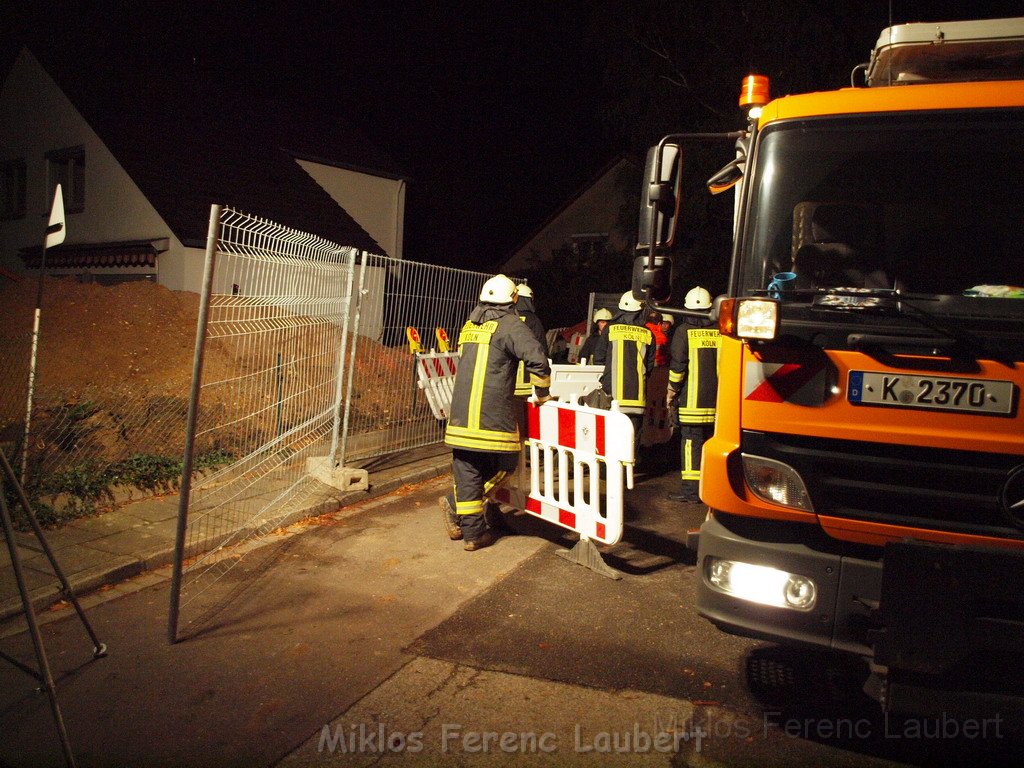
[491,397,635,579]
[565,329,587,364]
[414,350,459,420]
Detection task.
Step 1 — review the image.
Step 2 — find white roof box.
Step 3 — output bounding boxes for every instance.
[867,17,1024,86]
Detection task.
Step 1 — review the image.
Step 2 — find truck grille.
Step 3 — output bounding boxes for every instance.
[741,430,1024,540]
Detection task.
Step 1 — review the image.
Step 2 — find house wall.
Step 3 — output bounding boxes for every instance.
[502,158,636,274]
[0,48,200,290]
[297,160,405,260]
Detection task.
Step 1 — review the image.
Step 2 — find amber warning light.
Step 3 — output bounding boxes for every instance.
[739,74,770,110]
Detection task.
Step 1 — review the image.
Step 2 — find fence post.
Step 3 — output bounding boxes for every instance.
[168,204,221,644]
[328,248,358,465]
[338,252,369,469]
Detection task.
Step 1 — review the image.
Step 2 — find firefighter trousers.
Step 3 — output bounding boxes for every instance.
[447,448,520,541]
[679,422,714,496]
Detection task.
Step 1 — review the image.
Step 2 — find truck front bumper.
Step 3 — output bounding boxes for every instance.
[694,512,882,657]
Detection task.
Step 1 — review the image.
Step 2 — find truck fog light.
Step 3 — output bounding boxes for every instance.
[706,558,817,610]
[741,454,814,512]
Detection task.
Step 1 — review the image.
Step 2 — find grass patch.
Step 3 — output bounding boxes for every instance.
[7,449,234,529]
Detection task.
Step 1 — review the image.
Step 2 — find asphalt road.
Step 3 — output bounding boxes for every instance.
[1,450,1018,767]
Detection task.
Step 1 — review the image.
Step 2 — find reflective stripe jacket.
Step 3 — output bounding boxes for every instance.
[513,299,547,397]
[445,302,551,453]
[592,309,655,414]
[668,314,720,424]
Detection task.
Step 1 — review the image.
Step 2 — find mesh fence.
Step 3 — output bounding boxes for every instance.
[168,207,359,632]
[0,275,207,526]
[337,251,489,464]
[167,207,495,638]
[0,206,501,639]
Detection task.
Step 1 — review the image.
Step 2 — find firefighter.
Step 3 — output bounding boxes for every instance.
[513,283,547,398]
[440,274,552,550]
[577,307,612,364]
[666,286,720,502]
[591,290,655,461]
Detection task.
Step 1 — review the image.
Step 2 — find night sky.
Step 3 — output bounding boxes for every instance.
[5,1,1022,271]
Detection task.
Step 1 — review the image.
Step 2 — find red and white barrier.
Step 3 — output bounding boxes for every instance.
[566,331,586,364]
[492,398,635,546]
[415,350,459,420]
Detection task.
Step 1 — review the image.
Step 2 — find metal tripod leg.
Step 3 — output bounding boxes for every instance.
[0,449,106,658]
[0,479,77,768]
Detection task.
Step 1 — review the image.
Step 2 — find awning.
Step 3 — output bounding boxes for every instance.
[19,238,169,270]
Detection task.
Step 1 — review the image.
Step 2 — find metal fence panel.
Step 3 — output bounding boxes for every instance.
[337,252,489,464]
[168,206,360,640]
[167,208,499,640]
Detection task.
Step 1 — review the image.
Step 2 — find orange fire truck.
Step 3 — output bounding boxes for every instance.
[635,17,1024,714]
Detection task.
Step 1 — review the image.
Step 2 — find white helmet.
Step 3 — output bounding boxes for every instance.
[479,274,518,303]
[517,283,534,299]
[618,290,643,312]
[661,314,674,326]
[684,286,712,310]
[593,308,613,322]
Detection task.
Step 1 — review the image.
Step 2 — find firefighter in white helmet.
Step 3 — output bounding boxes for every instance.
[440,275,552,550]
[591,290,656,461]
[578,307,612,364]
[666,286,720,502]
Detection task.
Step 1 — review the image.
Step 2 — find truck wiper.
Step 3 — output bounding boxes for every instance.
[809,287,1009,364]
[894,296,1012,364]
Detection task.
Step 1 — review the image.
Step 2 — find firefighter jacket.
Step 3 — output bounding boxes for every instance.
[668,314,720,424]
[577,324,603,365]
[514,297,548,397]
[592,309,655,414]
[445,302,551,453]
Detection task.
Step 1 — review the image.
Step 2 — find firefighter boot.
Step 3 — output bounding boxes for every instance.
[439,495,462,540]
[464,528,500,552]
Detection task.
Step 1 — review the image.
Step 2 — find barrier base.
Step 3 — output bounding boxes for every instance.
[555,537,623,581]
[307,457,369,492]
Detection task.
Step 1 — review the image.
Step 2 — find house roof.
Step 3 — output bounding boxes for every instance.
[505,153,640,261]
[15,43,405,253]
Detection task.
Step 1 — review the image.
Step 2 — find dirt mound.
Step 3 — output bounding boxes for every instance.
[0,276,420,520]
[1,276,200,399]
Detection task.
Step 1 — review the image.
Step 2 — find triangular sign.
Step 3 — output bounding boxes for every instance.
[45,184,66,248]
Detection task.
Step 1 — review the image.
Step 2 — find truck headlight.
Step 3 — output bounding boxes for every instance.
[742,454,814,512]
[706,558,817,610]
[735,299,779,340]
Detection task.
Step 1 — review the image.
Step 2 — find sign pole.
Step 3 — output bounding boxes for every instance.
[21,185,65,484]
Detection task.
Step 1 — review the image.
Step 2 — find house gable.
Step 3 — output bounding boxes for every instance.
[2,44,405,291]
[0,48,175,282]
[502,155,640,274]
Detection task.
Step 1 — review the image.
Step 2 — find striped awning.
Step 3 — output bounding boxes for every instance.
[20,238,169,270]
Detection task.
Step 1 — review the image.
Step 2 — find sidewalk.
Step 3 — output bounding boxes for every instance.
[1,443,453,624]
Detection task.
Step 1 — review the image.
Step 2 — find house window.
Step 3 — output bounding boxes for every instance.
[0,158,27,221]
[570,233,607,264]
[46,146,85,214]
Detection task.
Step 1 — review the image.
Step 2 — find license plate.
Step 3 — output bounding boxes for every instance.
[848,371,1016,415]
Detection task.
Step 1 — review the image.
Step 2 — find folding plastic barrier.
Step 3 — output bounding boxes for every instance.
[547,363,603,401]
[414,350,459,420]
[491,398,635,577]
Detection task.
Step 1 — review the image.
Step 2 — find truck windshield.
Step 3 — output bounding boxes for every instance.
[739,109,1024,311]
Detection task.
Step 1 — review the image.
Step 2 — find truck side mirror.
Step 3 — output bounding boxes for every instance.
[637,143,682,250]
[632,253,673,304]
